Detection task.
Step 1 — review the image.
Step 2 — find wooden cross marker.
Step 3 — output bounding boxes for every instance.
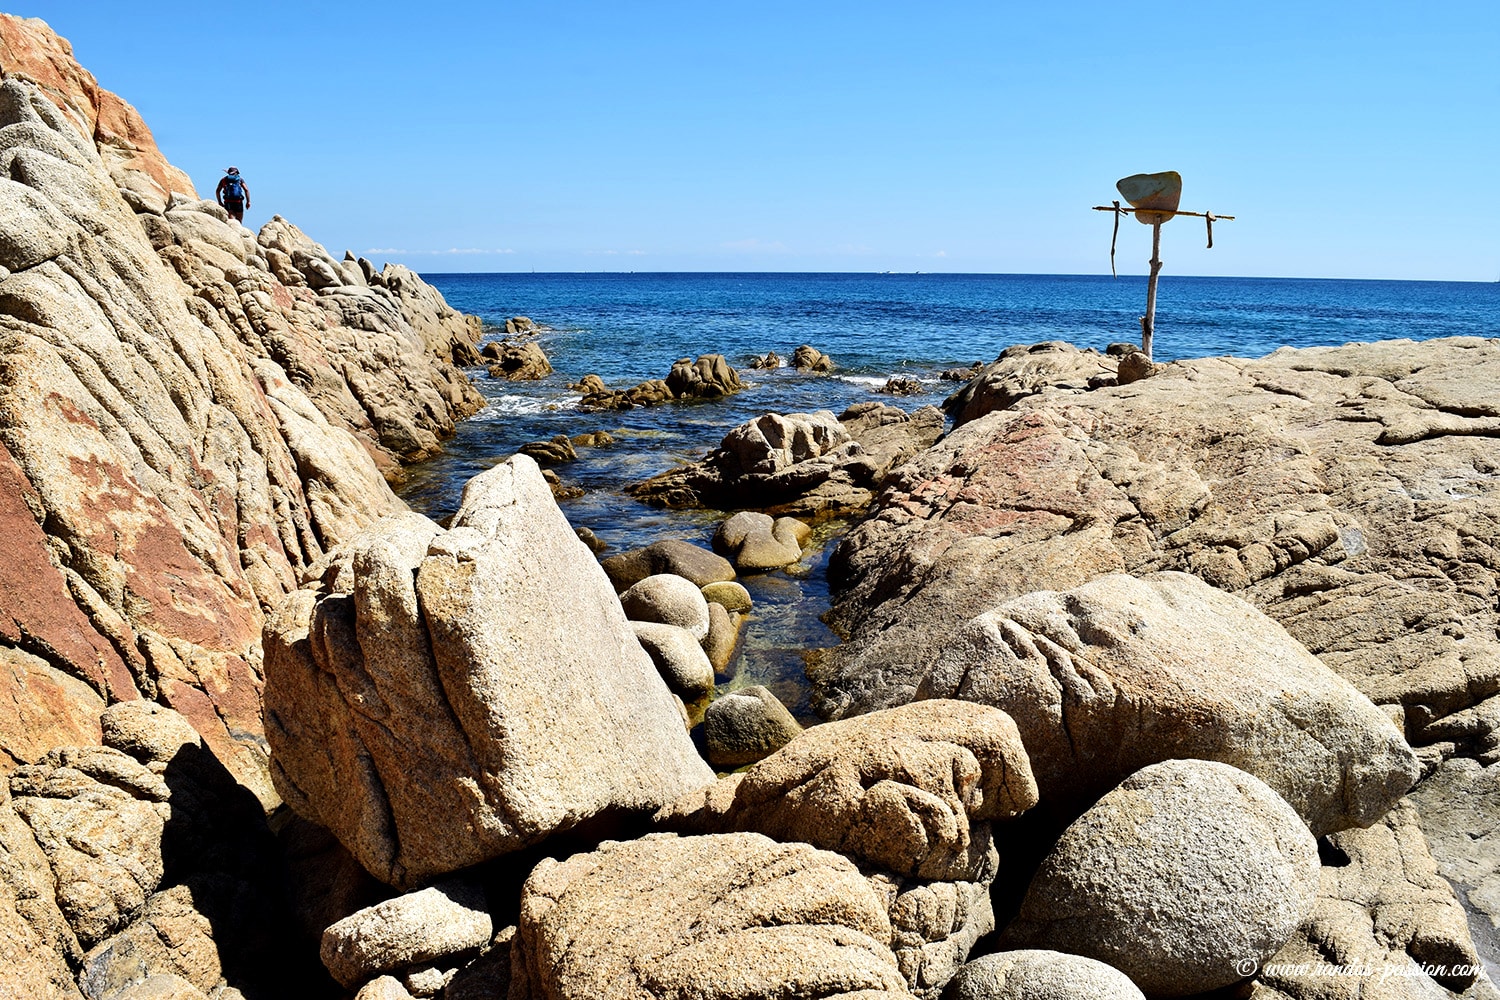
[1092,171,1235,361]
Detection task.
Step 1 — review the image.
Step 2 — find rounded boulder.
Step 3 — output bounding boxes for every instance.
[946,950,1145,1000]
[1002,758,1319,997]
[620,574,711,640]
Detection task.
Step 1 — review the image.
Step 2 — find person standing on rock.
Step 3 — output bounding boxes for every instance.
[215,166,250,222]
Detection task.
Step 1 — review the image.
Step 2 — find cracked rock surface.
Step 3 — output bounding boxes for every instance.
[819,338,1500,771]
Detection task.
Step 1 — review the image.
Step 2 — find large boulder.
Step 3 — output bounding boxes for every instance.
[1003,759,1320,997]
[483,340,551,380]
[713,511,808,571]
[510,832,914,1000]
[662,699,1036,883]
[264,457,713,888]
[820,338,1500,769]
[665,353,743,398]
[703,686,803,770]
[918,572,1418,835]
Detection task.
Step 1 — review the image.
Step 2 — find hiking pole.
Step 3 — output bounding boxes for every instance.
[1092,172,1235,361]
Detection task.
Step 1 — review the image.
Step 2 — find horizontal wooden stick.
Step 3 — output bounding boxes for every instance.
[1092,206,1236,220]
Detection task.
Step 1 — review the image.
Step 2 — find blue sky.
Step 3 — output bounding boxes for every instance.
[14,1,1500,279]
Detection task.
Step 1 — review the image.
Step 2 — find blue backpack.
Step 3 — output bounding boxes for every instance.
[223,175,245,200]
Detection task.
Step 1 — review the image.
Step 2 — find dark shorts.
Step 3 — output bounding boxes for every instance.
[223,197,244,219]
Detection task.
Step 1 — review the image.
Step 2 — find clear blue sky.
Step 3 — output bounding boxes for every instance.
[13,1,1500,279]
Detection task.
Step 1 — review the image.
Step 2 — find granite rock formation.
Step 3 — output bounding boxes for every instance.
[820,338,1500,773]
[510,832,914,1000]
[264,457,713,888]
[917,572,1418,835]
[630,402,943,516]
[0,13,482,807]
[1003,759,1321,997]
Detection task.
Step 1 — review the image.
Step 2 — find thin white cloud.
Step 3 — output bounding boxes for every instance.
[363,248,517,255]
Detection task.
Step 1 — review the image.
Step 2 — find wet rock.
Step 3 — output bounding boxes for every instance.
[878,376,924,395]
[509,832,912,1000]
[1003,759,1320,998]
[568,430,614,449]
[540,469,582,500]
[619,574,712,641]
[747,350,781,369]
[713,511,807,571]
[702,602,743,674]
[666,354,744,399]
[939,362,984,382]
[517,435,576,465]
[701,581,753,613]
[945,949,1146,1000]
[791,344,835,372]
[264,459,713,889]
[704,686,802,770]
[600,539,735,591]
[483,341,551,381]
[573,526,608,555]
[663,700,1036,882]
[321,881,491,989]
[632,622,715,702]
[917,572,1419,836]
[504,316,538,335]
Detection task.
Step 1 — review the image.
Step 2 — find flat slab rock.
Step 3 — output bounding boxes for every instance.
[510,832,916,1000]
[819,338,1500,762]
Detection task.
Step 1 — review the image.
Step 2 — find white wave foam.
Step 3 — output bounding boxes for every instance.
[478,394,578,418]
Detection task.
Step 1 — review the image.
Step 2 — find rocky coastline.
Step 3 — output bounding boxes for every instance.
[1,13,1498,1000]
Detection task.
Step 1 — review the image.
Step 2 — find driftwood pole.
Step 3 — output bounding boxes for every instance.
[1093,171,1234,363]
[1141,220,1163,360]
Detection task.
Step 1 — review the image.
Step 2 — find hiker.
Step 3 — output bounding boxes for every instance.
[215,166,250,222]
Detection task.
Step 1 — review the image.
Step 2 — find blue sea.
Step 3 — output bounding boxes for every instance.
[404,272,1500,719]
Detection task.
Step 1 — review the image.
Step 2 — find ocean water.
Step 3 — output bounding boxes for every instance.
[403,272,1500,719]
